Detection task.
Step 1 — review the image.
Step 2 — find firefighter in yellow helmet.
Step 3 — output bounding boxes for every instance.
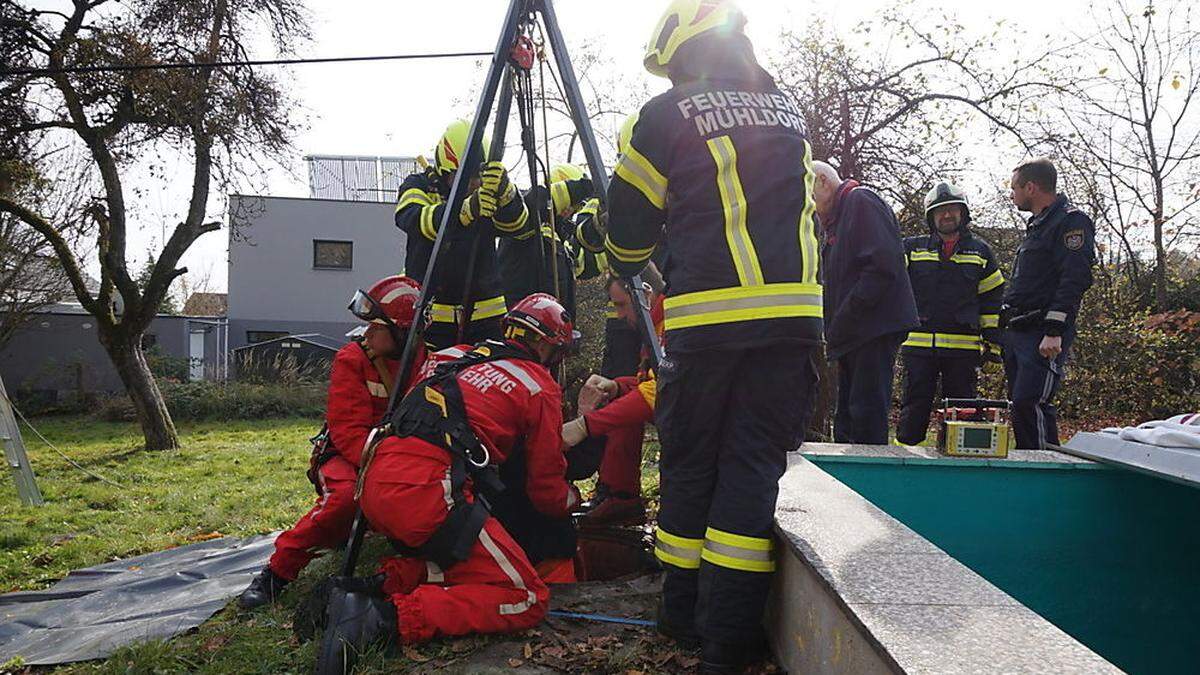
[607,2,822,671]
[497,162,594,316]
[394,119,530,350]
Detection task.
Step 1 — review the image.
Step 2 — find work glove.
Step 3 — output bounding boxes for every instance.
[562,416,589,447]
[459,190,484,226]
[566,483,583,511]
[479,161,516,210]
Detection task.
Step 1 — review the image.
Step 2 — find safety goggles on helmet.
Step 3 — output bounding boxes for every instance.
[348,289,391,326]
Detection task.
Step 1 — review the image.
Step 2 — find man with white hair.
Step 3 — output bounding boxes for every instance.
[811,161,918,444]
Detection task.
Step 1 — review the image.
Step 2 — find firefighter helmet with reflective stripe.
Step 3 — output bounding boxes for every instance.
[923,181,971,228]
[503,293,575,365]
[433,119,491,176]
[617,112,640,158]
[643,0,747,78]
[349,275,421,329]
[549,163,585,184]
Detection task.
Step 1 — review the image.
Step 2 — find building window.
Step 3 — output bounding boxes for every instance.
[247,330,288,344]
[313,239,353,269]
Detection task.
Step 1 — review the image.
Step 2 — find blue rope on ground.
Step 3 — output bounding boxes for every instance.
[546,610,656,627]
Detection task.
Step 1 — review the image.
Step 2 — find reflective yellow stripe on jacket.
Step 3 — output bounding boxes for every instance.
[902,331,982,351]
[663,282,822,331]
[978,269,1004,294]
[615,144,668,209]
[429,295,507,324]
[707,136,763,286]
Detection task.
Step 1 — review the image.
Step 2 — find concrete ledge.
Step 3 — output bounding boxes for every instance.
[767,453,1119,674]
[1066,431,1200,488]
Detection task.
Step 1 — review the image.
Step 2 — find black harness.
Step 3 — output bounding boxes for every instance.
[385,340,538,569]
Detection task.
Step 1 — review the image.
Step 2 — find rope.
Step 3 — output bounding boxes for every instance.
[546,610,657,627]
[0,391,124,488]
[2,51,493,77]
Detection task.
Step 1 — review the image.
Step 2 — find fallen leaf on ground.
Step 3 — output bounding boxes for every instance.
[402,646,432,663]
[508,658,524,667]
[523,643,533,658]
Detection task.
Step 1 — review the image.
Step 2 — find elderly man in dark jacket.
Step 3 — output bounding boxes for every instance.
[812,161,919,444]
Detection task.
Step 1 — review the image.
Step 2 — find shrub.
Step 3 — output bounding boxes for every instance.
[94,380,326,423]
[1058,309,1200,423]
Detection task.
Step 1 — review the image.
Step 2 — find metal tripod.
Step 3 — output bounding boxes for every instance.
[336,0,663,580]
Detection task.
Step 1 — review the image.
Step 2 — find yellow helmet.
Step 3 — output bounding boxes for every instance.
[643,0,747,78]
[549,163,585,183]
[617,112,640,158]
[434,119,491,176]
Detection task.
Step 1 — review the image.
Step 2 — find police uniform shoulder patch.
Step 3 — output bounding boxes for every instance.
[1064,228,1085,251]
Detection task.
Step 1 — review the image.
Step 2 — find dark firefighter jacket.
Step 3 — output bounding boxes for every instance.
[902,231,1005,357]
[394,168,529,325]
[604,35,823,353]
[820,180,919,360]
[496,180,592,315]
[1002,194,1095,336]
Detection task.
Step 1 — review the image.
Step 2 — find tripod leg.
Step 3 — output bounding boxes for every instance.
[538,0,664,365]
[337,0,528,579]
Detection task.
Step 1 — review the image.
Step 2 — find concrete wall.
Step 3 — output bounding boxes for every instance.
[227,194,404,349]
[0,310,222,398]
[768,449,1119,674]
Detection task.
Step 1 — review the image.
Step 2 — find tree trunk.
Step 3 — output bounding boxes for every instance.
[1153,214,1167,311]
[102,327,179,450]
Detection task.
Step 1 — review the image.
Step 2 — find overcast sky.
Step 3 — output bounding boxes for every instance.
[147,0,1090,293]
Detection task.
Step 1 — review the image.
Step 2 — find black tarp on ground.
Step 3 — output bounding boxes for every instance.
[0,533,276,666]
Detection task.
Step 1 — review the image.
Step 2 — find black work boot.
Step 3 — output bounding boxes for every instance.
[700,641,748,674]
[238,567,290,609]
[313,576,397,675]
[655,601,700,650]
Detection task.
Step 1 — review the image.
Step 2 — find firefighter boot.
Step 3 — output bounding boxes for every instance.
[314,576,397,675]
[579,485,646,527]
[238,567,290,609]
[655,601,700,650]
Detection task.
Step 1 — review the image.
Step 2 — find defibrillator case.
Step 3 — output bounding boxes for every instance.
[936,399,1012,458]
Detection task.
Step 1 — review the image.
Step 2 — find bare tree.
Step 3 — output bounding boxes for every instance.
[0,0,308,450]
[1038,0,1200,310]
[770,9,1077,230]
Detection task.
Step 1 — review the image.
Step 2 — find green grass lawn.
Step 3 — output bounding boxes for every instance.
[0,416,684,674]
[0,416,319,594]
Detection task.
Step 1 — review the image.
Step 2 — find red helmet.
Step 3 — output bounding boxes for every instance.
[503,293,575,363]
[348,275,421,329]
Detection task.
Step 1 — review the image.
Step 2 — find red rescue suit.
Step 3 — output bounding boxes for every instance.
[359,342,577,643]
[583,296,664,496]
[268,342,403,581]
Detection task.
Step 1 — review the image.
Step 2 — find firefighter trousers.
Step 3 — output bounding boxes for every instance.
[268,455,358,581]
[896,351,980,445]
[424,316,502,352]
[834,333,902,445]
[597,423,646,496]
[1001,327,1075,449]
[654,346,816,647]
[359,438,549,643]
[601,320,641,378]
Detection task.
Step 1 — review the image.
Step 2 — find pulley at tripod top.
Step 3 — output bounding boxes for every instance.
[510,34,535,70]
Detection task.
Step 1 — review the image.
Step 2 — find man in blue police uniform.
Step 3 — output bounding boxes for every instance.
[1002,158,1095,449]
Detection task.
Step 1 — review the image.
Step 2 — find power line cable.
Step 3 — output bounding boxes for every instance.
[1,50,492,78]
[0,390,124,489]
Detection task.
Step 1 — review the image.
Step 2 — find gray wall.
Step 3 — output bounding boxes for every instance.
[227,194,404,349]
[0,310,222,398]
